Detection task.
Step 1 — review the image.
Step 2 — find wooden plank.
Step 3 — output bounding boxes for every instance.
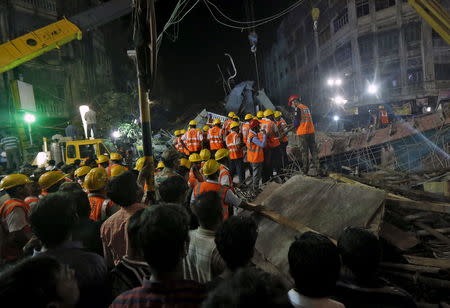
[414,222,450,245]
[404,255,450,269]
[380,222,420,251]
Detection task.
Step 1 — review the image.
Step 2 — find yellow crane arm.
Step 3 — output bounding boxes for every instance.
[0,18,82,74]
[408,0,450,45]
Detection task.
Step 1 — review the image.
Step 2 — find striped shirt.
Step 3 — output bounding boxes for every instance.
[110,280,206,308]
[1,136,19,151]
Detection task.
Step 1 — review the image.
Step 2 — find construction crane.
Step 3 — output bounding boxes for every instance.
[408,0,450,45]
[0,0,132,74]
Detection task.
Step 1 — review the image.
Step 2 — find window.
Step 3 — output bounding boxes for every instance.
[407,68,423,84]
[404,22,421,50]
[358,34,374,60]
[67,145,76,159]
[378,30,398,57]
[435,64,450,80]
[99,143,109,156]
[333,7,349,32]
[335,42,352,67]
[356,0,370,17]
[319,26,331,46]
[79,144,95,159]
[375,0,396,11]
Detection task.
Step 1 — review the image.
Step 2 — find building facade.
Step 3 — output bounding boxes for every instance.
[263,0,450,127]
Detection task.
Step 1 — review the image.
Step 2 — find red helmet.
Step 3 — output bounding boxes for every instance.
[288,95,300,106]
[249,119,260,129]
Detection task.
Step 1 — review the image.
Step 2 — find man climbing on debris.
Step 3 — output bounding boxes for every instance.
[222,112,235,134]
[207,119,225,156]
[225,122,245,185]
[259,109,281,181]
[289,95,320,175]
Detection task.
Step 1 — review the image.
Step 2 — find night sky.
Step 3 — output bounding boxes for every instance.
[109,0,298,127]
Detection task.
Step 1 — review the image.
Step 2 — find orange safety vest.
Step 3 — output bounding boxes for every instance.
[241,123,251,143]
[225,131,243,160]
[246,131,264,163]
[175,137,190,155]
[24,196,39,208]
[276,118,289,143]
[380,110,390,124]
[296,104,315,135]
[183,129,203,152]
[207,126,225,150]
[193,181,230,219]
[88,194,114,221]
[188,167,204,189]
[0,199,31,261]
[222,119,233,133]
[219,165,232,187]
[39,191,48,198]
[259,118,280,148]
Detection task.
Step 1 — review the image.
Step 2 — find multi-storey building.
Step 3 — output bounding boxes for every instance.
[263,0,450,128]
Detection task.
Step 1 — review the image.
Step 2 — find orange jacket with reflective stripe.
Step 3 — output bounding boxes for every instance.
[88,194,114,221]
[379,110,390,124]
[188,167,204,189]
[242,123,250,143]
[222,119,233,133]
[246,131,264,163]
[225,131,243,159]
[182,129,203,152]
[296,104,315,135]
[0,199,30,220]
[193,181,230,219]
[24,196,39,208]
[175,137,190,155]
[207,126,225,150]
[276,118,289,143]
[259,118,281,148]
[219,165,233,187]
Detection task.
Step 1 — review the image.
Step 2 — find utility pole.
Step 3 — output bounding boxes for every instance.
[133,0,158,197]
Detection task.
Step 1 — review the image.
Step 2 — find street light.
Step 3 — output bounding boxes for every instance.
[24,113,36,145]
[79,105,90,139]
[327,77,343,87]
[327,78,335,86]
[367,83,379,94]
[335,78,342,86]
[333,115,340,121]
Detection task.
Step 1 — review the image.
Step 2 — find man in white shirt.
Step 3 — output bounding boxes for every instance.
[287,232,345,308]
[84,108,97,139]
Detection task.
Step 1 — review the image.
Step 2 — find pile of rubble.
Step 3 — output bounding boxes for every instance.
[243,171,450,306]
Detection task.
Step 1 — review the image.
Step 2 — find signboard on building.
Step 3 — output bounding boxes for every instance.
[11,80,36,112]
[393,102,412,115]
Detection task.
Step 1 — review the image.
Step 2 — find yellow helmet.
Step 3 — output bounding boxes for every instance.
[202,159,220,176]
[230,121,240,129]
[189,153,202,163]
[227,111,236,118]
[74,166,91,178]
[274,111,282,118]
[174,130,181,136]
[189,120,197,126]
[179,158,192,169]
[199,149,211,161]
[180,129,187,134]
[83,167,108,191]
[156,161,165,169]
[264,109,274,117]
[244,114,253,120]
[215,148,229,161]
[97,155,109,164]
[0,174,32,191]
[110,153,123,161]
[203,125,210,132]
[233,115,240,120]
[110,165,127,177]
[212,119,221,125]
[256,111,264,118]
[39,171,67,191]
[134,157,145,171]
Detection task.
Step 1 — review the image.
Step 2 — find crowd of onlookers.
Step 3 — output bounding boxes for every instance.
[0,152,418,308]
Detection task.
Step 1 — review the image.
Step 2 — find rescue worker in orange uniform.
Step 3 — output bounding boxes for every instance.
[24,180,41,209]
[174,130,190,156]
[74,166,91,186]
[182,120,203,154]
[225,122,245,184]
[177,158,192,181]
[289,94,319,175]
[38,170,67,197]
[202,125,210,149]
[259,109,281,181]
[199,149,211,168]
[106,153,128,176]
[188,153,204,189]
[84,167,119,221]
[207,119,225,156]
[246,119,267,191]
[274,111,290,168]
[190,160,250,220]
[378,105,390,128]
[0,174,33,261]
[242,114,253,143]
[215,149,233,188]
[222,112,236,134]
[97,155,110,169]
[256,110,264,121]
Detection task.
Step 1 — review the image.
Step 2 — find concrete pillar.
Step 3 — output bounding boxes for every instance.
[421,21,435,90]
[397,1,408,95]
[348,0,363,98]
[370,0,379,75]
